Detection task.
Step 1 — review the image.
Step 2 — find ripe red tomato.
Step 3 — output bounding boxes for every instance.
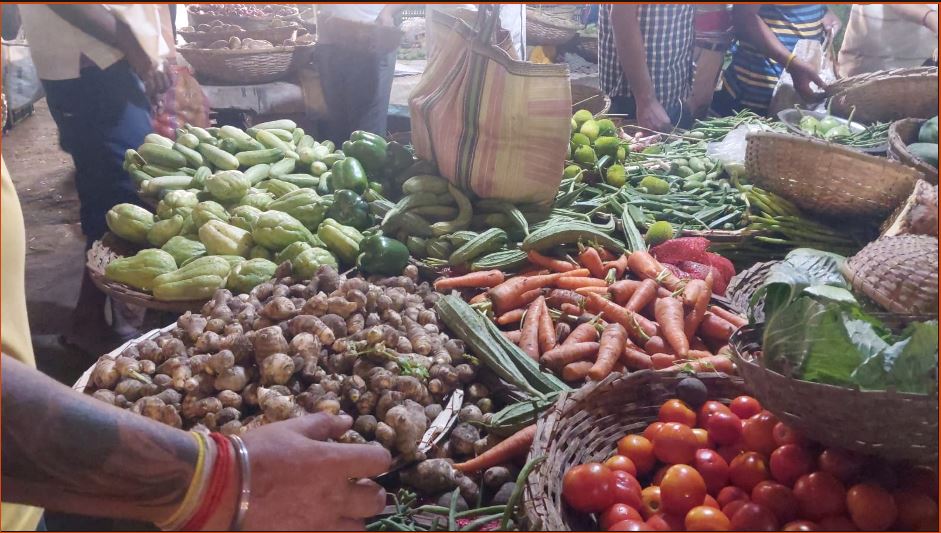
[793,472,847,521]
[562,463,616,513]
[691,428,713,449]
[706,410,743,445]
[782,520,818,531]
[845,483,897,531]
[651,465,670,486]
[716,442,747,464]
[772,422,805,447]
[729,452,770,492]
[729,396,762,419]
[742,412,777,455]
[770,444,815,486]
[685,505,731,531]
[653,422,698,465]
[729,502,779,531]
[618,435,656,475]
[698,400,732,427]
[717,485,750,508]
[893,490,939,531]
[703,494,720,509]
[611,470,644,509]
[605,454,638,476]
[661,465,707,516]
[608,519,653,531]
[721,500,749,522]
[659,398,697,427]
[643,422,665,442]
[752,481,798,523]
[640,486,662,519]
[692,448,729,495]
[600,503,644,530]
[645,512,685,531]
[816,515,857,531]
[901,465,939,501]
[817,449,863,484]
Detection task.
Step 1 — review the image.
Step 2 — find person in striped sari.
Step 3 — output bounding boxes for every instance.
[713,4,841,115]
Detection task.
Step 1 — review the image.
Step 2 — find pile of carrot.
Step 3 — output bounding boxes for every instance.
[434,247,748,383]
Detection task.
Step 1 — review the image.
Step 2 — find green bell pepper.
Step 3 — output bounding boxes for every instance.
[344,134,387,176]
[384,141,415,178]
[356,233,410,276]
[326,189,372,230]
[330,157,368,194]
[317,218,364,266]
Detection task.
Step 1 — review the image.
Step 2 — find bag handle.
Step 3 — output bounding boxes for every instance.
[823,26,840,80]
[474,4,502,45]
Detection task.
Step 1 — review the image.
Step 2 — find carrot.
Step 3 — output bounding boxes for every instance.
[563,321,600,346]
[575,286,610,296]
[454,425,537,474]
[546,289,585,309]
[517,288,544,309]
[663,355,734,374]
[655,297,689,357]
[537,297,557,354]
[560,302,584,317]
[690,336,710,351]
[698,313,737,342]
[503,330,521,343]
[555,321,572,344]
[518,296,545,360]
[603,254,630,279]
[657,287,673,298]
[489,273,562,314]
[597,247,617,262]
[688,349,714,359]
[527,250,576,272]
[584,292,657,342]
[540,341,600,369]
[627,250,683,291]
[560,268,591,278]
[625,278,659,313]
[519,268,549,277]
[589,323,628,380]
[609,279,642,306]
[645,335,674,355]
[709,305,748,328]
[683,279,711,340]
[579,246,606,279]
[496,308,526,326]
[555,276,608,290]
[623,345,653,370]
[561,360,594,382]
[434,270,505,291]
[651,353,677,369]
[469,292,489,305]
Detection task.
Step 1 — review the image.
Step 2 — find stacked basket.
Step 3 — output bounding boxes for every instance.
[888,118,939,183]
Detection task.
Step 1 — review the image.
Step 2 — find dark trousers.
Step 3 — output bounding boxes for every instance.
[317,45,397,143]
[41,60,152,245]
[610,95,693,129]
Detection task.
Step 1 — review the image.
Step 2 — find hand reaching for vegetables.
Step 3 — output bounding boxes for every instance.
[787,59,827,101]
[635,96,673,133]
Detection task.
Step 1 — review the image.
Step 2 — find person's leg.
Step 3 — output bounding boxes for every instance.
[317,45,359,144]
[355,49,397,136]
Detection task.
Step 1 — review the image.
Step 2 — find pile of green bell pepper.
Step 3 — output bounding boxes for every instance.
[357,233,410,276]
[326,189,372,230]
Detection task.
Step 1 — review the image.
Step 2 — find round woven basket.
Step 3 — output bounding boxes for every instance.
[573,35,598,64]
[881,179,938,238]
[744,132,920,220]
[725,260,779,319]
[524,370,746,531]
[526,8,580,46]
[177,44,314,85]
[85,235,209,314]
[178,25,303,47]
[571,83,610,118]
[730,324,938,464]
[827,67,939,124]
[887,118,939,184]
[841,234,939,317]
[186,5,300,31]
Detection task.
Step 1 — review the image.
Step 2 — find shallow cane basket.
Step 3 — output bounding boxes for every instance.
[887,118,939,184]
[571,82,610,118]
[526,7,580,46]
[724,260,779,319]
[177,44,314,85]
[744,132,920,220]
[730,324,938,463]
[186,5,300,31]
[827,67,939,124]
[178,24,303,47]
[524,370,746,531]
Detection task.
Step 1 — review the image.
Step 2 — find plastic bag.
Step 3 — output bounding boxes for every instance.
[706,123,774,179]
[152,63,210,138]
[769,37,837,115]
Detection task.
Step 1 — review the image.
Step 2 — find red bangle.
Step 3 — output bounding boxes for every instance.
[183,433,233,531]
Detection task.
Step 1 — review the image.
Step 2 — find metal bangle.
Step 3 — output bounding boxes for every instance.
[227,434,251,531]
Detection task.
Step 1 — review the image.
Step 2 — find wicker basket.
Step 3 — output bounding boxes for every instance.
[744,132,920,220]
[573,35,598,64]
[178,25,303,47]
[881,179,938,237]
[524,370,746,531]
[526,7,580,46]
[571,83,610,118]
[177,44,313,85]
[841,234,939,317]
[730,324,938,463]
[85,236,209,314]
[888,118,939,184]
[827,67,939,124]
[725,260,779,319]
[186,5,300,31]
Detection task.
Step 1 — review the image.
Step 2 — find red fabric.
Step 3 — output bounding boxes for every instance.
[651,237,711,265]
[183,433,233,531]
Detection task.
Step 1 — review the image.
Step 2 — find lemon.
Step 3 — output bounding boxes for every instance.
[580,119,600,142]
[594,136,620,158]
[605,164,627,187]
[597,118,617,137]
[573,109,593,127]
[645,221,674,245]
[571,133,591,147]
[573,145,597,165]
[616,146,627,163]
[563,164,582,180]
[571,118,578,132]
[638,175,670,195]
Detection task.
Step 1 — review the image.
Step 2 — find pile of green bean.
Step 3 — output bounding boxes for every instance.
[834,121,890,148]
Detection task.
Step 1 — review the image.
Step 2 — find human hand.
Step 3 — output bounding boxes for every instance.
[233,413,390,531]
[635,96,673,133]
[788,59,827,101]
[115,20,170,100]
[822,10,842,37]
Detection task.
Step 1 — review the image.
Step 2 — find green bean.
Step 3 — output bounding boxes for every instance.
[447,488,460,532]
[501,456,546,530]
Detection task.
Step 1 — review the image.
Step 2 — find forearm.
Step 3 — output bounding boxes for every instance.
[611,5,657,102]
[889,4,939,32]
[47,5,119,48]
[733,6,792,66]
[1,355,197,524]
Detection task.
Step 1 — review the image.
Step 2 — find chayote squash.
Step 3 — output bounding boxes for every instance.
[267,188,328,230]
[249,245,273,260]
[151,256,231,301]
[229,205,264,232]
[227,258,278,294]
[146,214,185,247]
[238,189,275,210]
[252,210,315,251]
[104,249,177,291]
[274,241,312,265]
[198,220,254,257]
[292,247,338,280]
[155,190,199,220]
[191,201,230,230]
[205,170,251,202]
[105,203,154,245]
[257,178,299,198]
[161,236,207,266]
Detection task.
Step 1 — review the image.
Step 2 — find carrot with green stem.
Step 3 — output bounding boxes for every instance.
[623,343,653,370]
[575,286,609,297]
[698,313,737,342]
[555,321,572,344]
[597,247,617,262]
[547,289,585,309]
[603,254,630,280]
[559,268,591,278]
[527,250,576,272]
[559,302,584,317]
[541,341,600,369]
[496,308,526,326]
[651,353,677,369]
[453,424,537,474]
[609,279,642,306]
[555,276,608,290]
[578,246,606,279]
[563,321,601,346]
[627,250,683,291]
[624,278,658,313]
[503,330,521,343]
[644,336,673,355]
[434,270,505,291]
[584,291,657,342]
[469,292,489,305]
[518,296,545,360]
[663,355,734,374]
[537,297,557,354]
[588,322,628,381]
[488,273,560,314]
[709,305,748,328]
[562,360,594,381]
[684,277,712,340]
[655,297,689,357]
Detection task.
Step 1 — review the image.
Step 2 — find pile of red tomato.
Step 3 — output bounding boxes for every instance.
[561,394,938,531]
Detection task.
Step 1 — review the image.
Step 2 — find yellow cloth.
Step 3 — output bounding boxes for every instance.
[0,158,43,531]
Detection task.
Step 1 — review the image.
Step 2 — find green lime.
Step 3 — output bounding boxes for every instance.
[616,146,627,163]
[594,136,620,158]
[580,119,600,142]
[573,109,593,127]
[639,175,670,195]
[573,145,597,165]
[571,133,591,147]
[645,220,674,245]
[605,164,627,187]
[563,164,582,180]
[571,118,578,132]
[597,118,617,137]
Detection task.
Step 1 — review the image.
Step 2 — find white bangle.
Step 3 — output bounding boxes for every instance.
[227,434,251,531]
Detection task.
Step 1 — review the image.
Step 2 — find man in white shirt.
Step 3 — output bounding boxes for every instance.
[838,4,939,77]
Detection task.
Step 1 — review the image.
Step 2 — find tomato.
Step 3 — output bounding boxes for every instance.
[640,486,663,519]
[605,454,638,476]
[645,512,685,531]
[691,428,713,449]
[618,435,656,475]
[601,503,644,530]
[902,465,939,501]
[653,422,698,465]
[721,500,749,522]
[729,396,762,419]
[703,494,720,509]
[741,412,777,455]
[661,465,707,516]
[751,481,798,523]
[659,399,697,427]
[685,505,730,531]
[729,502,778,531]
[562,463,616,513]
[716,442,747,464]
[643,422,665,442]
[770,444,815,486]
[817,449,863,484]
[612,470,644,509]
[651,465,670,486]
[706,410,743,446]
[729,452,769,492]
[772,422,805,447]
[698,400,732,428]
[717,486,750,508]
[816,515,857,531]
[845,483,897,531]
[692,448,729,495]
[893,490,939,531]
[608,519,653,531]
[782,520,818,531]
[792,472,846,521]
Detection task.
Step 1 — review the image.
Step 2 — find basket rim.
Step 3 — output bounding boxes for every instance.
[177,43,313,56]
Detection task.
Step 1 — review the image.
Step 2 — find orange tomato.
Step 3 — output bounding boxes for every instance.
[618,435,656,476]
[653,422,698,465]
[600,503,644,530]
[661,465,707,516]
[685,505,731,531]
[612,470,644,510]
[643,422,665,442]
[845,483,897,531]
[706,410,743,446]
[716,442,747,464]
[770,444,815,487]
[817,449,863,484]
[659,398,697,427]
[703,494,720,509]
[772,422,805,447]
[605,454,638,476]
[741,412,777,455]
[645,512,685,531]
[716,485,750,508]
[729,502,778,531]
[608,519,653,531]
[728,396,762,419]
[729,452,770,493]
[563,463,617,513]
[692,448,729,495]
[751,480,798,523]
[793,472,847,521]
[698,400,731,428]
[782,520,818,531]
[640,486,663,519]
[893,490,939,531]
[691,428,713,449]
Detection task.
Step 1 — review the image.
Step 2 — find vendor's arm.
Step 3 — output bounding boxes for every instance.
[887,4,939,33]
[732,5,826,100]
[376,4,407,27]
[2,4,21,40]
[610,5,671,132]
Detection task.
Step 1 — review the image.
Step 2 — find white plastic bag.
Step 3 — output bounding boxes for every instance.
[706,123,774,179]
[769,37,837,115]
